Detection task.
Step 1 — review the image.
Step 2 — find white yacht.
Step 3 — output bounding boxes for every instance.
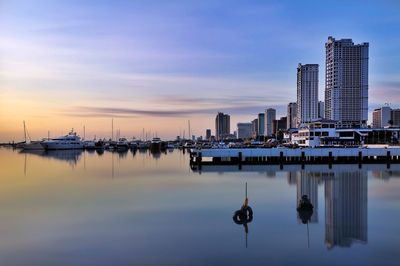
[41,130,83,150]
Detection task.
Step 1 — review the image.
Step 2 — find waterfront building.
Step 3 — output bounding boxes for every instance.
[287,102,298,129]
[237,123,252,139]
[392,109,400,127]
[325,36,369,128]
[292,119,337,147]
[251,119,259,138]
[291,119,400,147]
[297,63,319,124]
[258,113,265,136]
[206,129,211,141]
[215,112,230,140]
[265,108,276,137]
[318,101,325,119]
[372,106,391,128]
[325,171,367,249]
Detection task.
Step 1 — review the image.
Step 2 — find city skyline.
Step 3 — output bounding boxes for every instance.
[1,0,400,141]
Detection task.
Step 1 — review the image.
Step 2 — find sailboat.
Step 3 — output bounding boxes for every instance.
[21,121,44,150]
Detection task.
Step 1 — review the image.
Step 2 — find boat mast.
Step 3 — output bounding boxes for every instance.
[83,125,86,141]
[188,120,191,140]
[23,120,26,143]
[111,118,114,141]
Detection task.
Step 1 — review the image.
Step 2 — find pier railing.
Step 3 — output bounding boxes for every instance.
[189,147,400,167]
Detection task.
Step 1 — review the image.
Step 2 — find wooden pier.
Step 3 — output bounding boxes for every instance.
[190,148,400,168]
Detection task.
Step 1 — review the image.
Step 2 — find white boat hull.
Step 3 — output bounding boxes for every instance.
[41,142,83,150]
[23,142,44,150]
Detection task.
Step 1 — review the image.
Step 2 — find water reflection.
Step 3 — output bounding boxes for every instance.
[20,149,83,166]
[1,148,400,265]
[196,164,376,250]
[325,171,367,249]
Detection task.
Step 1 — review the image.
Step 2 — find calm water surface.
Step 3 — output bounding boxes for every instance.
[0,147,400,266]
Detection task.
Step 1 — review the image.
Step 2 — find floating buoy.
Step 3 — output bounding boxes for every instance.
[297,195,314,224]
[233,182,253,248]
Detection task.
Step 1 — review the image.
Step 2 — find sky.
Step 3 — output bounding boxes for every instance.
[1,0,400,141]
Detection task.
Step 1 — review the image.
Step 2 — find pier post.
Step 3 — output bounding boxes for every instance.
[387,151,391,169]
[197,152,202,164]
[238,152,242,163]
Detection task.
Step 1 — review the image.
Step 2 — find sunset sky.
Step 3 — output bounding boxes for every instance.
[1,0,400,141]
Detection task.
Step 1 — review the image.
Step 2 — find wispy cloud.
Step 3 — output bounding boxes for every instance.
[61,103,287,119]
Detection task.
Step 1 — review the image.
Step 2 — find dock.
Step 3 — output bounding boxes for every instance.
[190,147,400,168]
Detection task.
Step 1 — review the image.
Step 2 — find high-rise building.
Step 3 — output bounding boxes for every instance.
[258,113,265,136]
[215,112,230,140]
[297,63,319,125]
[237,123,252,139]
[265,108,276,136]
[287,102,298,129]
[372,106,391,128]
[391,109,400,127]
[205,129,211,141]
[318,101,325,119]
[251,119,259,138]
[325,36,369,128]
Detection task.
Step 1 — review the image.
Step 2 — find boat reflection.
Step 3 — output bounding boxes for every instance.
[20,149,83,166]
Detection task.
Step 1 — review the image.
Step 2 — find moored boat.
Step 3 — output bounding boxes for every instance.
[116,138,129,150]
[23,140,44,150]
[150,137,161,152]
[41,130,83,150]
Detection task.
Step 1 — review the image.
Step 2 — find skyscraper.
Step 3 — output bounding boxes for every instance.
[325,36,369,128]
[251,118,259,138]
[318,101,325,119]
[215,112,230,140]
[237,123,252,139]
[265,108,276,137]
[287,102,298,129]
[258,113,265,136]
[205,129,211,140]
[297,63,319,124]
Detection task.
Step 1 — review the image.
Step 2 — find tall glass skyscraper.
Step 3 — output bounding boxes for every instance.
[297,63,319,125]
[325,36,369,128]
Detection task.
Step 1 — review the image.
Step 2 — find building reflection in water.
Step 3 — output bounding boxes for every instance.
[297,172,320,223]
[324,171,368,249]
[289,169,368,249]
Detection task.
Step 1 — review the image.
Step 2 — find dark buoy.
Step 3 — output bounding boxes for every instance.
[233,182,253,248]
[297,195,313,224]
[297,195,314,248]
